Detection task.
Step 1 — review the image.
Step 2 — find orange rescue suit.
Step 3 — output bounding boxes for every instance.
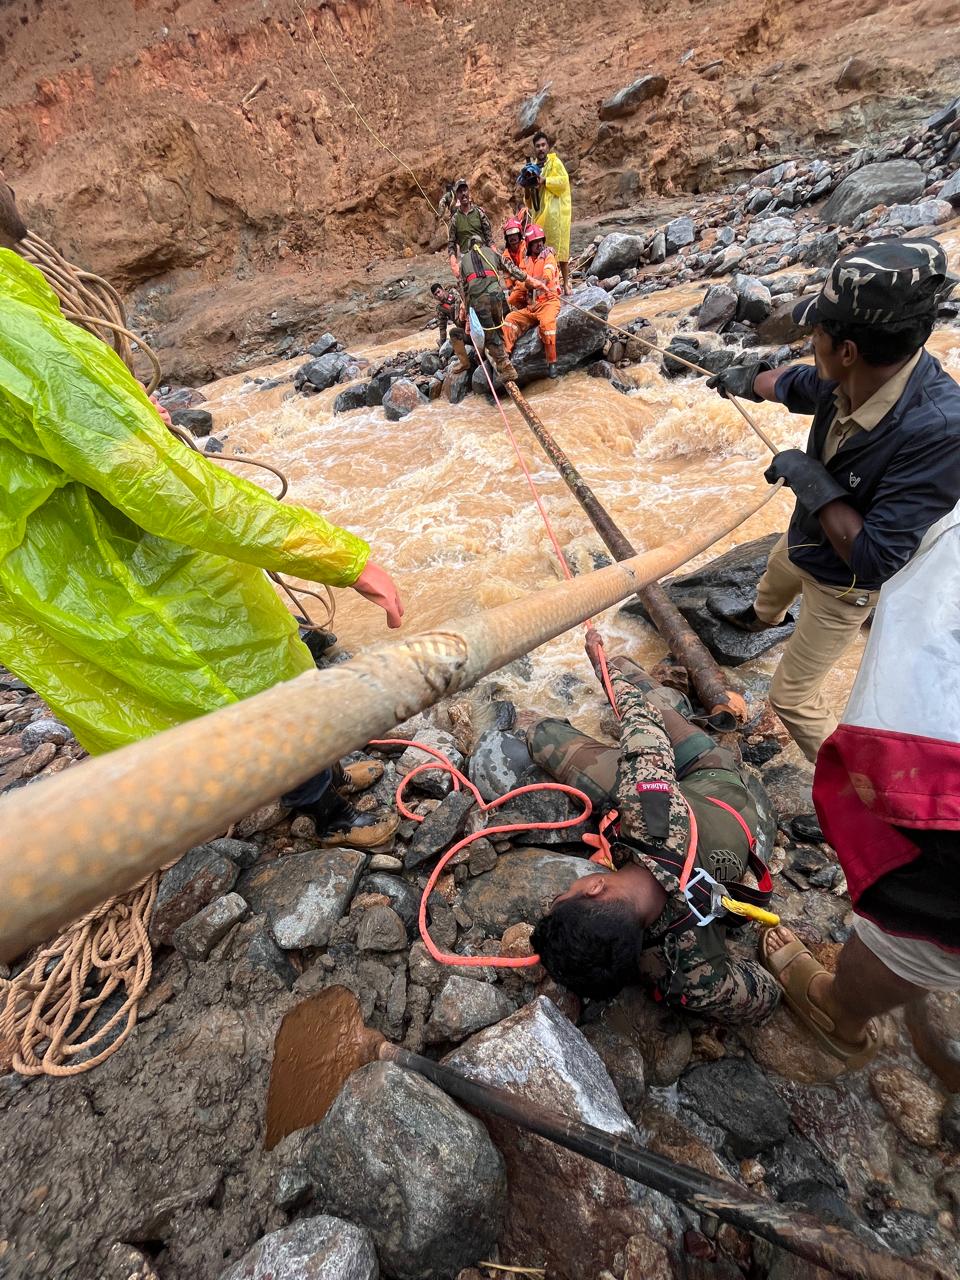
[503,248,562,363]
[503,240,528,308]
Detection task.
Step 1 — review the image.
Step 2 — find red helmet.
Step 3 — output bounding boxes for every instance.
[503,218,522,239]
[524,223,546,244]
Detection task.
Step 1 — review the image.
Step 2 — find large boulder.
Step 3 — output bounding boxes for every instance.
[459,848,600,936]
[590,232,646,279]
[696,284,737,331]
[599,74,668,120]
[171,408,214,436]
[680,1057,791,1157]
[446,998,682,1277]
[383,378,428,421]
[237,848,366,949]
[820,159,925,225]
[664,215,695,254]
[515,82,553,138]
[882,198,955,229]
[473,287,610,392]
[295,352,350,392]
[732,273,773,325]
[218,1216,378,1280]
[307,1061,505,1280]
[756,298,809,345]
[621,532,796,665]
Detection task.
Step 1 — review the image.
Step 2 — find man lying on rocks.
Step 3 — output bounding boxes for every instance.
[530,634,780,1023]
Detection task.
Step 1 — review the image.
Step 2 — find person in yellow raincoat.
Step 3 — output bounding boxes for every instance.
[532,130,572,294]
[0,240,404,846]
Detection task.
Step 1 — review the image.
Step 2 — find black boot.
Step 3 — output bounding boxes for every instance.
[717,603,779,633]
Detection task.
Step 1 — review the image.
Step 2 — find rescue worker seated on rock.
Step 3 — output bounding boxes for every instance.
[446,236,518,383]
[430,281,460,347]
[447,178,493,275]
[503,223,563,380]
[530,635,780,1023]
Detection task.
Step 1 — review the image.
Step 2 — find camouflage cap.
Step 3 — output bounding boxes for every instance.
[792,237,948,327]
[454,176,469,192]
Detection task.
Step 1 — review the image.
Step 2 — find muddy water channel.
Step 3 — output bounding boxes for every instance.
[199,274,960,739]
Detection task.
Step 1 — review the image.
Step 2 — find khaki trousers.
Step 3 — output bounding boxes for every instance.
[754,535,878,762]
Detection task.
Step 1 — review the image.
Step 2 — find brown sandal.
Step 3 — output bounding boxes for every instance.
[760,930,879,1070]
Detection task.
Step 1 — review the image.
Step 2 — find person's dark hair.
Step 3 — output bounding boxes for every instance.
[531,896,643,1000]
[532,130,550,147]
[430,282,443,296]
[820,311,936,367]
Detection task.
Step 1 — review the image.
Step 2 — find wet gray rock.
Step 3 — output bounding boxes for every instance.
[591,233,646,278]
[732,274,773,324]
[382,377,428,421]
[306,332,339,357]
[333,384,367,414]
[405,790,475,869]
[447,997,681,1276]
[882,198,955,228]
[307,1061,504,1280]
[697,284,737,331]
[622,532,796,665]
[942,1094,960,1149]
[820,159,925,225]
[680,1057,790,1156]
[494,775,591,846]
[924,96,960,132]
[358,872,419,935]
[218,1216,378,1280]
[745,215,796,246]
[459,848,598,935]
[942,170,960,206]
[648,230,667,263]
[356,904,408,952]
[600,987,692,1086]
[171,408,214,436]
[219,916,299,990]
[151,843,241,946]
[419,351,442,376]
[599,74,668,120]
[760,760,814,818]
[582,1020,646,1119]
[237,848,365,949]
[397,729,464,798]
[757,298,810,346]
[442,365,472,403]
[664,215,695,254]
[295,352,350,392]
[516,82,553,138]
[662,334,732,378]
[172,892,248,961]
[364,369,398,406]
[468,728,536,802]
[19,717,73,750]
[205,837,260,869]
[424,973,514,1043]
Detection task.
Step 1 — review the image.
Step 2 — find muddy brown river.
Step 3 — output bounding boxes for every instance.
[199,247,960,743]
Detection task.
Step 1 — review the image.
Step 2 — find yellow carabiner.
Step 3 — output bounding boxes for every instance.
[720,895,781,928]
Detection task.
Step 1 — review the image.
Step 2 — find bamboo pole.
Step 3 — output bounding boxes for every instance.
[0,484,779,962]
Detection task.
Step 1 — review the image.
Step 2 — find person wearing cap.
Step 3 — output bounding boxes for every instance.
[707,237,960,762]
[437,179,455,225]
[446,235,519,383]
[446,179,492,275]
[502,222,563,380]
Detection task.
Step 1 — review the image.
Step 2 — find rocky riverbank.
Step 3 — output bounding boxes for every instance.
[2,553,959,1280]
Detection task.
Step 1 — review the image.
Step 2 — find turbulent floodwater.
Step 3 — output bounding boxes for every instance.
[199,269,960,742]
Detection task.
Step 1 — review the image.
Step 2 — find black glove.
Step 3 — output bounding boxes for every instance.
[764,449,847,513]
[706,359,772,402]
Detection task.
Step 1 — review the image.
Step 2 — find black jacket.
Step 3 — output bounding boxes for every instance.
[774,351,960,590]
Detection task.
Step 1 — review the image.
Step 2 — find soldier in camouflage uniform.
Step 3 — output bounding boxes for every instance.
[530,648,781,1022]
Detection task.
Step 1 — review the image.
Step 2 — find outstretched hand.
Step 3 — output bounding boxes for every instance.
[584,627,604,679]
[352,560,404,629]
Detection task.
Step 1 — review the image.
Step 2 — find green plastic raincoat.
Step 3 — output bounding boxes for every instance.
[536,152,571,262]
[0,250,370,754]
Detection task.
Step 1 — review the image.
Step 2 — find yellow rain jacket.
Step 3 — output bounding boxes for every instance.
[0,250,370,754]
[536,152,572,262]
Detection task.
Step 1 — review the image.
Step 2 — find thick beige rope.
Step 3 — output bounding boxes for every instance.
[0,871,158,1076]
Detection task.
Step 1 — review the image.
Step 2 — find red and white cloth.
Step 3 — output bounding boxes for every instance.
[813,500,960,909]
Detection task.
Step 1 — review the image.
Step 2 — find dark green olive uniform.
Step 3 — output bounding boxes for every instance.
[449,245,511,371]
[529,658,780,1023]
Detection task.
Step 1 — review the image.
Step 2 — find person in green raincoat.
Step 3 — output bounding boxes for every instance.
[0,217,404,846]
[532,131,572,294]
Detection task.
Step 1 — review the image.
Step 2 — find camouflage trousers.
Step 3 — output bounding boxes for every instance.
[527,657,780,1024]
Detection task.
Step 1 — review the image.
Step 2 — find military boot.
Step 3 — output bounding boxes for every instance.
[450,334,472,375]
[318,794,399,851]
[334,759,384,795]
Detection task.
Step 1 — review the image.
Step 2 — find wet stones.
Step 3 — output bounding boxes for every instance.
[397,729,464,798]
[731,274,773,324]
[459,848,598,935]
[941,170,960,206]
[697,284,737,331]
[664,215,695,254]
[820,159,925,225]
[598,986,693,1086]
[294,352,350,393]
[680,1057,791,1156]
[150,843,241,946]
[870,1066,944,1148]
[591,232,646,278]
[307,1061,505,1279]
[333,384,367,414]
[382,377,428,421]
[468,728,536,802]
[218,1216,378,1280]
[446,997,681,1276]
[305,332,340,357]
[404,790,475,869]
[424,973,514,1043]
[170,408,214,436]
[172,892,248,961]
[881,198,955,228]
[356,903,408,952]
[599,74,668,120]
[237,848,365,949]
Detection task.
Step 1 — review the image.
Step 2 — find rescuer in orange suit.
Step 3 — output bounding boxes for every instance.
[502,223,563,379]
[501,218,528,309]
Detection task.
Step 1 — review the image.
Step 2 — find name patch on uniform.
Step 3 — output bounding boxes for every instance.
[636,781,672,793]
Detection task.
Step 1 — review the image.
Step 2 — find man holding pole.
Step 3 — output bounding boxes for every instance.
[707,238,960,762]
